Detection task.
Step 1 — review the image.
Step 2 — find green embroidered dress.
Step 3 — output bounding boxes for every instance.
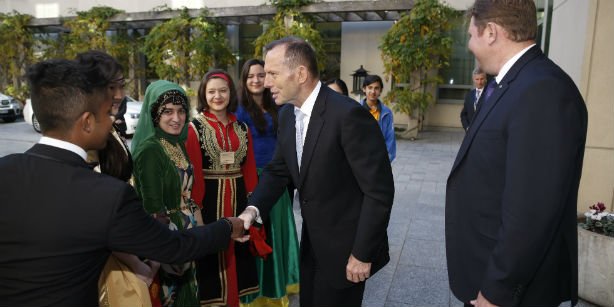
[132,81,199,307]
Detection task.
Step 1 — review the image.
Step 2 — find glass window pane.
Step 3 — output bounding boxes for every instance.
[438,15,474,104]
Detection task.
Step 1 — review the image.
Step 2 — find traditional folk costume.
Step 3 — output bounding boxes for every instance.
[186,111,260,307]
[131,81,201,307]
[235,105,300,307]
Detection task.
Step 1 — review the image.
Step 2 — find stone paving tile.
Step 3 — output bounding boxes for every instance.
[406,218,445,242]
[387,265,450,307]
[398,238,446,269]
[387,222,409,247]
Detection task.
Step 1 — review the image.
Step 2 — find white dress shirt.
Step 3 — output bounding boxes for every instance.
[39,136,88,161]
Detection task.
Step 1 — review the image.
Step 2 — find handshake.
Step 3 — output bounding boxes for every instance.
[223,207,258,242]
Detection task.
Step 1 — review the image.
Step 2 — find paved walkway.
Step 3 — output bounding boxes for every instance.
[291,128,595,307]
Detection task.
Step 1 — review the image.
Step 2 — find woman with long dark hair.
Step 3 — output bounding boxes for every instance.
[236,59,300,307]
[76,51,160,307]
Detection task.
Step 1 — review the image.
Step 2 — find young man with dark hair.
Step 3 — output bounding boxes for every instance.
[0,59,245,306]
[361,74,396,162]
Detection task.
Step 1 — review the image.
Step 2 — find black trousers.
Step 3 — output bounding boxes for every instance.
[299,224,365,307]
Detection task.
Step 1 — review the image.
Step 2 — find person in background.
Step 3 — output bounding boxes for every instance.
[235,58,300,307]
[0,58,244,306]
[114,96,128,137]
[237,36,394,307]
[460,67,487,130]
[131,80,205,306]
[186,69,261,307]
[76,50,159,307]
[445,1,587,306]
[77,51,133,182]
[361,75,396,162]
[324,78,349,96]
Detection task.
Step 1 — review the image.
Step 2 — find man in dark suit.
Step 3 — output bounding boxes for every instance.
[445,1,587,306]
[237,37,395,306]
[460,67,487,130]
[0,59,244,306]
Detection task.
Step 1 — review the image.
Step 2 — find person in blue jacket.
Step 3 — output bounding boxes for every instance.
[360,75,396,162]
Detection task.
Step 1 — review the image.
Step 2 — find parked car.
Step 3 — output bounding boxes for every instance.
[0,93,23,123]
[23,99,41,132]
[24,96,143,135]
[124,96,142,136]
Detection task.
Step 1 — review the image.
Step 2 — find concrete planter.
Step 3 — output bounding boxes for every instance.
[578,226,614,307]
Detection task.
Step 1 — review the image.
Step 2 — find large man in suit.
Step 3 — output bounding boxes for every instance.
[237,37,395,306]
[445,1,587,306]
[0,59,244,306]
[460,67,487,130]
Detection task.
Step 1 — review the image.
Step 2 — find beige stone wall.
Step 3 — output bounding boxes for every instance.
[577,0,614,211]
[550,0,614,211]
[339,21,393,103]
[424,103,463,128]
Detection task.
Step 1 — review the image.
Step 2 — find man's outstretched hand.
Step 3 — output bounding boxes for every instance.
[235,207,258,242]
[225,217,246,239]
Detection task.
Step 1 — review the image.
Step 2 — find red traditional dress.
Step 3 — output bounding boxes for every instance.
[186,111,259,307]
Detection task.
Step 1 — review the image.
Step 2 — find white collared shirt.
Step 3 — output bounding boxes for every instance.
[39,136,88,161]
[294,81,321,145]
[495,44,536,84]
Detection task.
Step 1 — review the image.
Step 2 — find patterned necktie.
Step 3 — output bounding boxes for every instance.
[295,109,305,169]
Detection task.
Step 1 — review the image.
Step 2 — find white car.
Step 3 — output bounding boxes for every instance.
[124,96,142,136]
[23,99,41,132]
[24,96,143,135]
[0,93,23,123]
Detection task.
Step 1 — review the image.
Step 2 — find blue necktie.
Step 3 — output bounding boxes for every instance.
[483,79,497,103]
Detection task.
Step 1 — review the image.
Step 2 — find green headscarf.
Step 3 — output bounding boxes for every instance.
[131,80,189,157]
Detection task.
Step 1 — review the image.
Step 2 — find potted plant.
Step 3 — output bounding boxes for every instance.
[577,202,614,306]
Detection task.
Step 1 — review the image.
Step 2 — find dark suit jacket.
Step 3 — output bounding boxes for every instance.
[0,144,231,306]
[460,88,479,130]
[250,85,395,288]
[446,46,587,306]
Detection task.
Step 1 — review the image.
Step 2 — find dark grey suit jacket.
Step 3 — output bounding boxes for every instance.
[460,88,479,130]
[446,46,587,306]
[250,85,395,288]
[0,143,231,306]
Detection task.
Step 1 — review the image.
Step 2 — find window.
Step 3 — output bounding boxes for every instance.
[437,15,474,104]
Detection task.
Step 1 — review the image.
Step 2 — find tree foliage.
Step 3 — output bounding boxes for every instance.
[49,6,144,97]
[269,0,314,10]
[0,11,35,101]
[142,9,235,86]
[60,6,125,59]
[380,0,456,134]
[253,1,326,72]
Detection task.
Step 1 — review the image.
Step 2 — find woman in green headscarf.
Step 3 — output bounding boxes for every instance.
[131,80,202,307]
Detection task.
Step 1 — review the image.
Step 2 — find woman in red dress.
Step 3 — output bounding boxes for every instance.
[185,70,260,307]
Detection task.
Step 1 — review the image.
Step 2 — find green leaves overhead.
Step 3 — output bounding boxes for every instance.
[380,0,456,120]
[142,9,234,85]
[61,6,124,58]
[253,1,326,72]
[0,11,35,101]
